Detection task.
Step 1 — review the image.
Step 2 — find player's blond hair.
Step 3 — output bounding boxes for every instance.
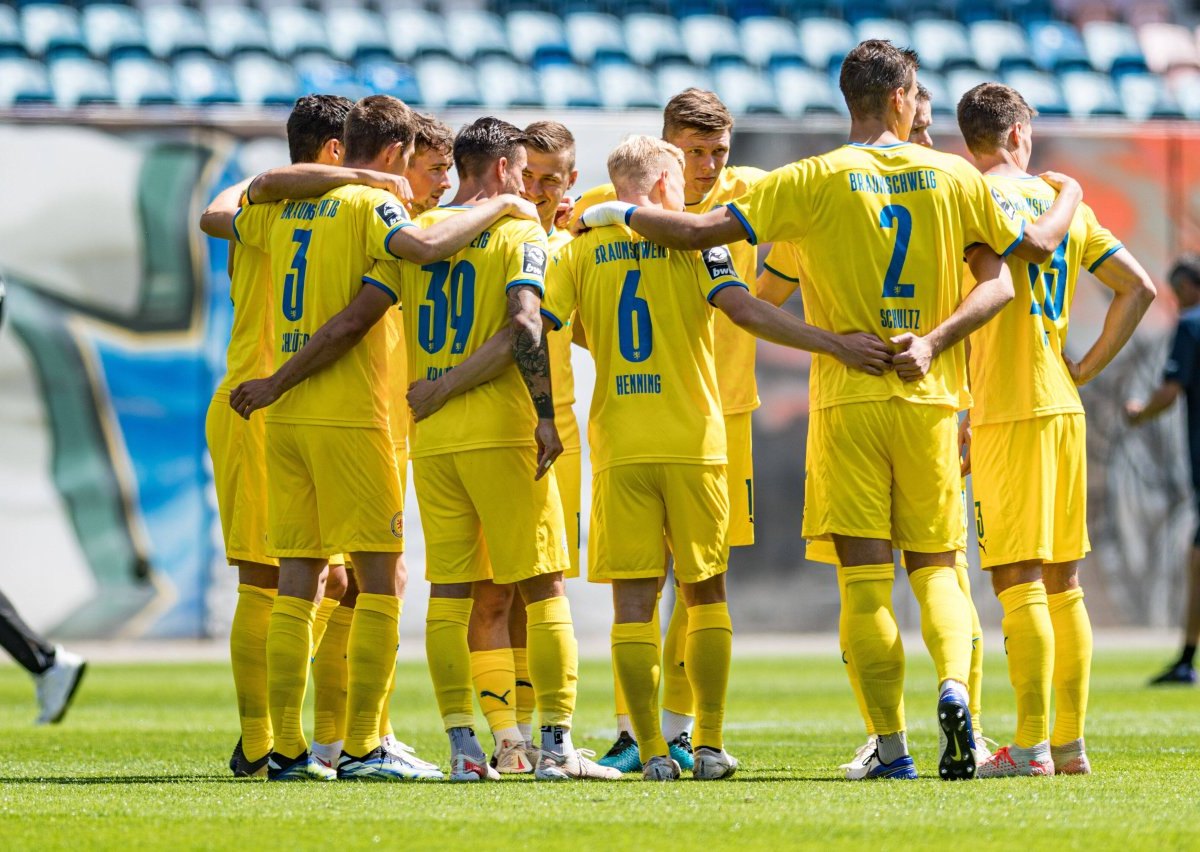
[662,88,733,139]
[607,136,685,195]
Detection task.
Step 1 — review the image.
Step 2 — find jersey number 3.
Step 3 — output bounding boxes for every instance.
[281,229,311,321]
[419,260,476,354]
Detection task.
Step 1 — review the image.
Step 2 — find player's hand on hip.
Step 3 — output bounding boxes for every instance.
[890,333,934,381]
[229,378,280,420]
[534,418,562,481]
[958,414,972,476]
[406,379,447,422]
[833,332,893,376]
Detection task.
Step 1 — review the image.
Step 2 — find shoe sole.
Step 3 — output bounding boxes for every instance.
[937,697,976,780]
[41,662,87,725]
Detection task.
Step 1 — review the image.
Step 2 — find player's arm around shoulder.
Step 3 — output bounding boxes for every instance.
[1011,171,1084,263]
[388,195,539,265]
[199,177,254,240]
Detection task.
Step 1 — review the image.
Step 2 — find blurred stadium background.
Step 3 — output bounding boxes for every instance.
[1,0,1199,645]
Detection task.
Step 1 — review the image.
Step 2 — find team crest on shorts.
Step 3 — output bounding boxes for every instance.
[390,512,404,538]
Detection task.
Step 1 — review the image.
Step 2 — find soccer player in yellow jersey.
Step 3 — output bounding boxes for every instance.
[573,89,769,771]
[578,40,1087,780]
[956,83,1155,778]
[215,96,534,782]
[405,113,454,216]
[551,134,895,780]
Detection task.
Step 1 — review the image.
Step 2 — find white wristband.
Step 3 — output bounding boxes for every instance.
[580,201,636,229]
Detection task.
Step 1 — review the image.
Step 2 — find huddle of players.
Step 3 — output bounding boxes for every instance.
[201,36,1157,783]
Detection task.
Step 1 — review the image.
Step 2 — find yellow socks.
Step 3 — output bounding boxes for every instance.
[526,596,578,727]
[685,602,732,751]
[231,584,275,762]
[311,596,340,655]
[1048,587,1092,746]
[343,593,400,758]
[909,565,971,688]
[956,558,985,732]
[841,564,906,735]
[426,598,475,730]
[612,620,668,762]
[998,581,1053,747]
[836,566,875,737]
[662,592,695,717]
[312,604,352,747]
[471,648,519,738]
[266,594,317,759]
[512,647,535,738]
[379,662,396,740]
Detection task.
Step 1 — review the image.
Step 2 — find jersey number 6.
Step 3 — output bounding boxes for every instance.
[617,270,653,362]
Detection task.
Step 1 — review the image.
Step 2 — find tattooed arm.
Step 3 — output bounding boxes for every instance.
[508,284,561,480]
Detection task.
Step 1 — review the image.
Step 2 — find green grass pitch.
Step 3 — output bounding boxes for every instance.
[1,650,1197,850]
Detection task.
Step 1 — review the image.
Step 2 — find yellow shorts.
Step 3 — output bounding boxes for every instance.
[393,441,408,496]
[589,462,729,584]
[803,399,964,553]
[413,447,568,585]
[557,449,582,579]
[725,412,755,547]
[265,422,404,558]
[206,393,276,567]
[972,413,1089,568]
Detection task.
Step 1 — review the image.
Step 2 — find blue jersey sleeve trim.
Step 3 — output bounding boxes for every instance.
[624,206,636,225]
[506,278,545,295]
[362,276,399,304]
[540,308,565,330]
[231,206,245,244]
[383,222,416,258]
[1088,244,1123,273]
[1000,219,1026,258]
[762,261,799,283]
[724,203,758,246]
[707,280,750,304]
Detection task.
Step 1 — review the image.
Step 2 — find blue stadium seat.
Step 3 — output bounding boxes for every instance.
[144,6,209,61]
[969,20,1034,73]
[772,65,839,116]
[268,7,331,60]
[476,56,543,107]
[22,4,87,59]
[1168,69,1200,120]
[564,12,628,64]
[854,19,911,52]
[1059,70,1124,117]
[0,56,53,105]
[50,55,114,106]
[82,5,147,62]
[448,10,511,63]
[1081,21,1146,77]
[293,53,369,100]
[173,54,238,105]
[1138,23,1200,75]
[944,67,991,106]
[671,0,729,18]
[625,13,688,66]
[655,62,714,103]
[999,0,1054,26]
[915,70,951,113]
[843,0,890,25]
[797,17,855,74]
[680,14,743,67]
[949,0,1005,25]
[539,63,601,107]
[356,58,421,104]
[911,20,975,72]
[327,8,392,64]
[1026,21,1091,73]
[507,11,571,66]
[595,62,660,108]
[1116,72,1183,120]
[232,54,300,107]
[206,6,271,60]
[1002,68,1067,115]
[385,9,450,62]
[713,64,779,113]
[728,0,776,21]
[110,54,177,106]
[740,17,803,69]
[0,6,23,58]
[414,55,482,108]
[896,0,953,21]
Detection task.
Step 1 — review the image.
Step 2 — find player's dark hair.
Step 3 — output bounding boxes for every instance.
[453,117,528,179]
[957,82,1038,157]
[662,88,733,139]
[917,83,932,103]
[342,95,416,164]
[839,40,919,120]
[286,94,354,164]
[524,120,577,171]
[1170,254,1200,290]
[414,112,454,155]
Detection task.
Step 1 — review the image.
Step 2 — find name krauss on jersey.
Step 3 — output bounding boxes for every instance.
[702,246,737,280]
[522,243,548,279]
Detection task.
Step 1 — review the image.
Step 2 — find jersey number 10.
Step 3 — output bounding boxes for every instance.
[419,260,476,355]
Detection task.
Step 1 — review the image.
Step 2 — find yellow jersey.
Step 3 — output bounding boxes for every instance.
[233,185,414,428]
[543,223,745,472]
[726,142,1026,412]
[384,306,408,446]
[573,165,768,415]
[762,240,802,300]
[966,175,1122,426]
[366,206,550,459]
[215,240,274,398]
[546,227,581,453]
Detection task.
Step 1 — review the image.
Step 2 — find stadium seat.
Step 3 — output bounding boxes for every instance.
[293,53,369,100]
[326,7,392,64]
[82,5,147,62]
[173,53,238,105]
[915,70,952,113]
[969,20,1034,73]
[948,0,1006,25]
[1168,69,1200,119]
[1116,72,1183,120]
[385,9,450,62]
[727,0,775,20]
[1059,70,1124,116]
[739,17,803,69]
[356,57,421,104]
[842,0,890,24]
[232,53,300,107]
[797,17,855,75]
[625,13,688,66]
[110,54,177,106]
[447,9,511,63]
[655,62,713,104]
[267,7,331,60]
[22,4,87,59]
[564,11,628,64]
[506,10,571,66]
[1137,23,1199,75]
[51,56,115,108]
[713,64,779,113]
[595,62,660,108]
[680,14,743,68]
[476,56,542,107]
[945,67,991,106]
[0,56,53,105]
[0,6,20,58]
[854,19,910,52]
[1001,0,1055,26]
[772,65,839,116]
[911,19,975,72]
[144,6,209,61]
[414,55,482,108]
[539,63,601,107]
[1003,67,1068,114]
[205,6,271,60]
[1026,21,1091,73]
[1081,21,1146,76]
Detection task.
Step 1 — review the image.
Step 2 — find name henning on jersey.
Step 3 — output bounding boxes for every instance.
[848,169,938,194]
[615,373,662,396]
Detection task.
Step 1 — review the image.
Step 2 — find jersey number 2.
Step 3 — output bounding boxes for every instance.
[879,205,915,299]
[617,270,653,362]
[419,260,476,354]
[281,229,311,321]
